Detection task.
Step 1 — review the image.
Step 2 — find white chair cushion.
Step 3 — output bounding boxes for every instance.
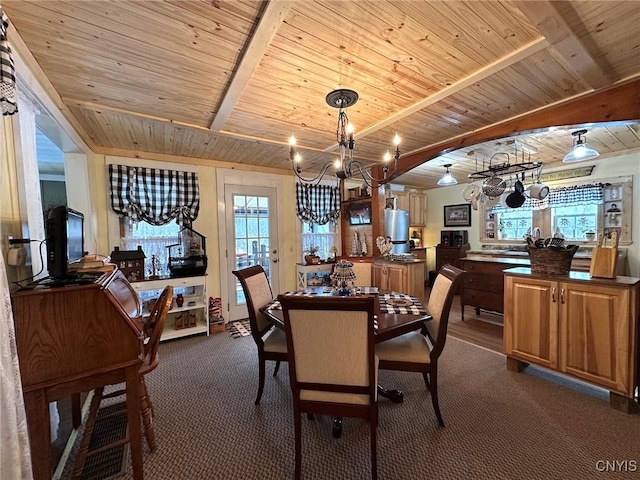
[263,327,287,354]
[375,332,431,364]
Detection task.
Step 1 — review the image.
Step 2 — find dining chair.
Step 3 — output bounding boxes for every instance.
[74,284,173,475]
[374,264,465,427]
[232,265,288,405]
[278,294,378,480]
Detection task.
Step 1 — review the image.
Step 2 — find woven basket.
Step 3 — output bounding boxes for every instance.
[526,245,579,275]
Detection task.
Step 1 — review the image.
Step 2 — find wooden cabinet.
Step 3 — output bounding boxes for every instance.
[459,257,528,321]
[436,244,470,272]
[409,192,426,226]
[504,269,640,411]
[372,259,425,297]
[392,191,425,226]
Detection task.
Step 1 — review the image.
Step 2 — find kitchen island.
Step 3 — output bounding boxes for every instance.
[372,257,426,297]
[503,267,640,413]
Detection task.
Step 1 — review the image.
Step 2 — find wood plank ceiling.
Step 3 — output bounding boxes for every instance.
[4,0,640,189]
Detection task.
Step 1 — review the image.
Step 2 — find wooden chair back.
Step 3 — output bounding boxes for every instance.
[278,295,377,406]
[423,264,465,360]
[144,285,173,364]
[232,265,274,344]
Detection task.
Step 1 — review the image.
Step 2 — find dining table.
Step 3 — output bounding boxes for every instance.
[261,286,431,405]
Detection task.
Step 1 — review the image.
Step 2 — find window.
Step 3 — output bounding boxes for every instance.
[120,219,180,277]
[301,221,338,261]
[495,208,533,241]
[551,204,598,241]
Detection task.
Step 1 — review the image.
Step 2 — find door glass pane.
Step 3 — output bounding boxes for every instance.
[233,194,271,305]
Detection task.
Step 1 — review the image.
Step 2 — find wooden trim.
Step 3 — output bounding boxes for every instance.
[379,79,640,179]
[513,1,611,89]
[209,1,292,131]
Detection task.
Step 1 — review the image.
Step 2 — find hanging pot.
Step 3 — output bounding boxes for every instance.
[505,189,526,208]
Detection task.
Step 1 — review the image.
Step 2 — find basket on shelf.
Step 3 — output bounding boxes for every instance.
[526,245,579,275]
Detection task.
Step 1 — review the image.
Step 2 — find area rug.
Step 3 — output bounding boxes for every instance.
[228,319,251,338]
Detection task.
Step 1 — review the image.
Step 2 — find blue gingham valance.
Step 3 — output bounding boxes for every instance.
[296,182,341,225]
[109,164,200,226]
[0,7,17,116]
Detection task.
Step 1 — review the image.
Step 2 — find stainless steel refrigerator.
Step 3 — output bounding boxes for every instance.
[384,209,410,254]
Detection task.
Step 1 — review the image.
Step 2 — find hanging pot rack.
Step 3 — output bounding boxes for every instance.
[468,152,543,180]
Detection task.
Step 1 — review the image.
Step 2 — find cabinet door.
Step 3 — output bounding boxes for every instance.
[372,263,386,290]
[409,192,426,226]
[387,263,406,293]
[394,191,410,211]
[504,277,558,368]
[559,282,632,394]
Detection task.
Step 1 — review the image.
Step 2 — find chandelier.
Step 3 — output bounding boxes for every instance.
[289,89,400,187]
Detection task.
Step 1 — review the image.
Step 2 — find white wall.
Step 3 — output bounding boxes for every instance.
[425,152,640,277]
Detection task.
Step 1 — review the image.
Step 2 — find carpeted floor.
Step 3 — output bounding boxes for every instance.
[62,332,640,480]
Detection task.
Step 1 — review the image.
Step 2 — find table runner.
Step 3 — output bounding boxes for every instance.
[378,293,427,315]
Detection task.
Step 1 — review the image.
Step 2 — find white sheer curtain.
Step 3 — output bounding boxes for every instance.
[0,117,33,478]
[11,93,46,280]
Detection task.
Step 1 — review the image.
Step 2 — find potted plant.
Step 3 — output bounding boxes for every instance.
[304,245,321,265]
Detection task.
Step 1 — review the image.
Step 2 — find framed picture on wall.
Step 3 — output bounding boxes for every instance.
[347,202,372,225]
[443,203,472,227]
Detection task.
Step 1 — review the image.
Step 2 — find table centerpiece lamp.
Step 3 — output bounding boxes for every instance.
[331,260,357,296]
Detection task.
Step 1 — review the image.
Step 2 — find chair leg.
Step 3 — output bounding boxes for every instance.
[272,360,281,376]
[429,369,445,427]
[294,409,302,480]
[256,354,266,405]
[141,376,155,418]
[422,371,430,391]
[370,419,377,480]
[140,379,157,453]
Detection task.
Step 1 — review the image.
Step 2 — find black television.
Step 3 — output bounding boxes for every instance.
[46,206,85,279]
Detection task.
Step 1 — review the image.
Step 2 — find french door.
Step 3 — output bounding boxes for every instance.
[225,185,280,321]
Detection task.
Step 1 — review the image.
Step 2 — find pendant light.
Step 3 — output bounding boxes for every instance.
[437,164,458,186]
[563,129,599,163]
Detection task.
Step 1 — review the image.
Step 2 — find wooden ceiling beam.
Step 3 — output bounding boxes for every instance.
[209,1,292,132]
[375,79,640,181]
[513,0,611,90]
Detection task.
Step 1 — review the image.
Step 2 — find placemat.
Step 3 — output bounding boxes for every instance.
[379,293,428,315]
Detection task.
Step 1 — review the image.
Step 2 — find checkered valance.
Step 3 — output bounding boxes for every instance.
[296,182,341,225]
[109,164,200,226]
[0,7,17,116]
[493,183,603,212]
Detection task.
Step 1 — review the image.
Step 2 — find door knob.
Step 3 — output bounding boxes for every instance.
[273,258,278,263]
[272,249,277,254]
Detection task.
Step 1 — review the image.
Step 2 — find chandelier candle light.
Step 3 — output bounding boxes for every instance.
[289,89,400,187]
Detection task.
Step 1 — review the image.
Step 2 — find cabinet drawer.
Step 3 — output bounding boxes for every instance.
[464,273,504,292]
[461,261,508,275]
[463,289,504,313]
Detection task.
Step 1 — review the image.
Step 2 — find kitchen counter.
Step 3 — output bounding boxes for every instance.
[374,257,426,264]
[467,248,628,275]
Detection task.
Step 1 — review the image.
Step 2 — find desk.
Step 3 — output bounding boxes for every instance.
[262,289,430,403]
[11,270,145,480]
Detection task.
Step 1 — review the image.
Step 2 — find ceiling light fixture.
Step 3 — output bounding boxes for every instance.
[563,129,599,163]
[289,89,400,187]
[437,164,458,186]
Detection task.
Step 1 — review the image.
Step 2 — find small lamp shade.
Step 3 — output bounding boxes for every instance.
[331,260,356,295]
[437,164,458,186]
[563,130,600,163]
